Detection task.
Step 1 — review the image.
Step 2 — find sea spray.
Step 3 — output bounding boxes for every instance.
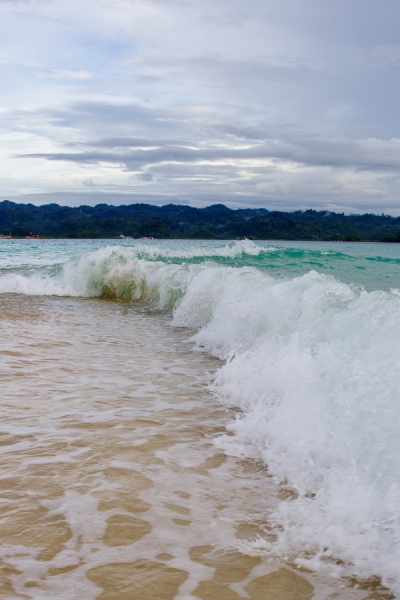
[2,241,400,593]
[183,270,400,591]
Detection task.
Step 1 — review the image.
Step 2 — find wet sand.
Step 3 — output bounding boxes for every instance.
[0,295,392,599]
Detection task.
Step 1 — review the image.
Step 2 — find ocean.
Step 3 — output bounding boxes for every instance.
[0,238,399,599]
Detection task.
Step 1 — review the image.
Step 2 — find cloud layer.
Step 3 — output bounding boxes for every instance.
[2,0,400,212]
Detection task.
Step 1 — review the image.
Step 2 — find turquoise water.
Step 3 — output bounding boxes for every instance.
[1,238,400,291]
[2,238,400,596]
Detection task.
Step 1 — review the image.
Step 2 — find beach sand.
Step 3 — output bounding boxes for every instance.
[0,294,392,599]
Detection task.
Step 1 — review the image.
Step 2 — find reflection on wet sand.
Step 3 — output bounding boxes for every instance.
[0,296,392,599]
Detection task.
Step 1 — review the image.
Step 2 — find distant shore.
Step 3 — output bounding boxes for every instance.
[1,199,400,242]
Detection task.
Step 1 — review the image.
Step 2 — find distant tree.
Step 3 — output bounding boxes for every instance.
[189,227,218,239]
[67,228,95,238]
[381,230,400,242]
[11,226,31,237]
[139,219,175,238]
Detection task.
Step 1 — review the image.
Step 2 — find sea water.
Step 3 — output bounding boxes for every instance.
[0,238,399,599]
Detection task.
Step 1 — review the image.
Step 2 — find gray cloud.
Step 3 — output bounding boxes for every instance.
[76,137,196,149]
[2,0,400,212]
[19,129,400,172]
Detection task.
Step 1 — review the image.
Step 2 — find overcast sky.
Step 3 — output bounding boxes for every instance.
[2,0,400,212]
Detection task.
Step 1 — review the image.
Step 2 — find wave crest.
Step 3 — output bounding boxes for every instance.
[2,241,400,593]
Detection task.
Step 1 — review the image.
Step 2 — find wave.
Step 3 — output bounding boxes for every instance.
[2,242,400,593]
[181,268,400,592]
[0,241,270,298]
[130,238,273,260]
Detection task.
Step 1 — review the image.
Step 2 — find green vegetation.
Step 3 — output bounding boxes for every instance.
[1,200,400,241]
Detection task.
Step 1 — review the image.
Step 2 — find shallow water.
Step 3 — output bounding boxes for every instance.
[2,238,400,292]
[1,239,400,599]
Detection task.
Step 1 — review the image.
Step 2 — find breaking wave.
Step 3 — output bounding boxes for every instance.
[2,241,400,594]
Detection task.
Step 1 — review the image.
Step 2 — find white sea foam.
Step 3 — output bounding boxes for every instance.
[132,238,273,259]
[2,242,400,593]
[180,269,400,591]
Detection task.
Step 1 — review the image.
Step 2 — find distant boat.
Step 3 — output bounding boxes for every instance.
[0,235,13,239]
[25,235,43,239]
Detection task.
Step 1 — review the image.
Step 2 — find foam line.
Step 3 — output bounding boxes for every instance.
[1,241,400,593]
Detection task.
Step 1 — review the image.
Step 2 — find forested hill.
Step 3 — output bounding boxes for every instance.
[1,199,400,241]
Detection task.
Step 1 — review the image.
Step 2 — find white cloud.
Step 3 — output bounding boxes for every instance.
[37,69,95,80]
[1,0,400,212]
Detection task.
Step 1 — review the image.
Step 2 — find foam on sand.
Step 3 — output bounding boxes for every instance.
[1,241,400,593]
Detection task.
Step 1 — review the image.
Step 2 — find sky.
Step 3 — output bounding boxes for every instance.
[2,0,400,213]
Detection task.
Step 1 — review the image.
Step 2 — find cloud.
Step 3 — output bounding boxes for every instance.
[2,0,400,212]
[77,137,195,149]
[18,123,400,173]
[38,69,95,80]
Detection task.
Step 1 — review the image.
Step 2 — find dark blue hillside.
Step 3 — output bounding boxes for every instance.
[0,200,399,241]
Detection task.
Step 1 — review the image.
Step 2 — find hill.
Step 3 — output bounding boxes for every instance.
[1,200,400,241]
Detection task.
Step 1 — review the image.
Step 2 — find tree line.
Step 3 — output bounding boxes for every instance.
[1,200,400,241]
